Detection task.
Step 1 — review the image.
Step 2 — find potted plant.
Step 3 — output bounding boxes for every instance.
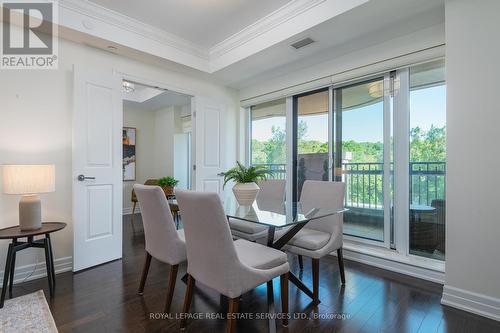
[223,162,273,205]
[158,176,179,196]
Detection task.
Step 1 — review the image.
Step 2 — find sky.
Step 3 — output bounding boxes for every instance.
[252,85,446,143]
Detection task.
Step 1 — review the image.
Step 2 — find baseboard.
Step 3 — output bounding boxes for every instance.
[123,206,140,215]
[442,285,500,322]
[0,256,73,285]
[333,247,445,284]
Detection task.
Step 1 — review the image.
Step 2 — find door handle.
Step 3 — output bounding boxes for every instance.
[217,172,225,177]
[77,174,96,181]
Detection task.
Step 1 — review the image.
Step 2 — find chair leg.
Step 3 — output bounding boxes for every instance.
[180,274,195,330]
[337,248,346,285]
[138,252,152,295]
[280,273,289,327]
[227,297,239,333]
[298,255,304,270]
[131,202,137,232]
[164,264,179,313]
[312,258,320,305]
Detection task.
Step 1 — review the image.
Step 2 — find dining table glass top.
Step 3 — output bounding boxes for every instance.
[223,196,347,228]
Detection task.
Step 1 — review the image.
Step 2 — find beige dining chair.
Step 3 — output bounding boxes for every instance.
[175,189,290,333]
[134,184,187,313]
[229,179,286,242]
[275,180,346,304]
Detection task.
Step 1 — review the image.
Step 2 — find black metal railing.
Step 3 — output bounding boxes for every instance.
[253,163,287,179]
[253,162,446,208]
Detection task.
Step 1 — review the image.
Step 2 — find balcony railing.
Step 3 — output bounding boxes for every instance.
[253,163,287,179]
[253,162,446,208]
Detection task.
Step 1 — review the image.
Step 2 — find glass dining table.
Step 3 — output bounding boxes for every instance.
[224,196,347,300]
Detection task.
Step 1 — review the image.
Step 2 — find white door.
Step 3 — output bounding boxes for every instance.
[72,66,123,271]
[194,97,226,196]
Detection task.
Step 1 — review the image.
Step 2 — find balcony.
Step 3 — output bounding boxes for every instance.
[254,161,446,258]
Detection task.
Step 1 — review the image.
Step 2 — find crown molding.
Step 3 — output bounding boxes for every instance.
[209,0,326,60]
[59,0,208,59]
[56,0,368,73]
[58,0,210,70]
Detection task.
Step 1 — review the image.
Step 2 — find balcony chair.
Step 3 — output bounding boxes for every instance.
[134,184,187,313]
[229,179,285,242]
[175,189,289,333]
[275,180,346,304]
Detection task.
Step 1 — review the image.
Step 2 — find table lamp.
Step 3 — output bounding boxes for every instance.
[2,165,55,231]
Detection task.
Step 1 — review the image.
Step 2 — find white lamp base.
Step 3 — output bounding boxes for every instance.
[19,195,42,231]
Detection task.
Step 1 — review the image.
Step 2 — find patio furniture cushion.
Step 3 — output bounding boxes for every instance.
[233,239,288,270]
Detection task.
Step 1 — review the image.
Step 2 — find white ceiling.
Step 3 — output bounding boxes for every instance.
[123,84,191,112]
[58,0,445,90]
[89,0,291,48]
[213,0,445,88]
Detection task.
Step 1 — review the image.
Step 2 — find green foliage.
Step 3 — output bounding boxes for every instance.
[251,122,446,207]
[223,161,273,188]
[251,122,446,165]
[410,125,446,162]
[158,176,179,187]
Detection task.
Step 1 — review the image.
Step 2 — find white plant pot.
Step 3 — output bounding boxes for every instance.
[232,182,260,206]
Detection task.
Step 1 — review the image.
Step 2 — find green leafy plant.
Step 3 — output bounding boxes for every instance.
[158,176,179,188]
[223,161,273,188]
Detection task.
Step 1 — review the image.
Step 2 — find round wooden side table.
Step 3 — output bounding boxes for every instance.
[0,222,66,308]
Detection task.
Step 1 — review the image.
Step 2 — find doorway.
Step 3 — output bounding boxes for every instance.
[121,80,193,231]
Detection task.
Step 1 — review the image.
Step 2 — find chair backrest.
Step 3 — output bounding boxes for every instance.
[131,179,159,202]
[299,180,345,235]
[257,179,286,202]
[134,184,185,264]
[175,189,241,292]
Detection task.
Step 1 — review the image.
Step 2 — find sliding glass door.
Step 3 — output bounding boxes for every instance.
[250,99,287,179]
[293,89,330,199]
[408,60,446,260]
[334,78,387,242]
[248,58,446,261]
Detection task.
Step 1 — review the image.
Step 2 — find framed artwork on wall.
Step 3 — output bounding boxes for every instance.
[123,127,136,181]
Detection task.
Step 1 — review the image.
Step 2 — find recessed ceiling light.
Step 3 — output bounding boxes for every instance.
[291,37,315,50]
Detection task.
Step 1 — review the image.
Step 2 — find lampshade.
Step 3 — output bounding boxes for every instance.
[2,165,55,195]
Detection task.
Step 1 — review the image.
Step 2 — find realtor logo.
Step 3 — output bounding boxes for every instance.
[1,0,58,69]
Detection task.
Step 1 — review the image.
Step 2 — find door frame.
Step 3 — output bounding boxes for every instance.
[117,71,197,197]
[73,70,199,270]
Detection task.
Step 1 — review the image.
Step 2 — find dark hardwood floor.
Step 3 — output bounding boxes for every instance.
[10,214,500,332]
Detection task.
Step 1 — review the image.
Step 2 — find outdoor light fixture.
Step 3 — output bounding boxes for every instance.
[367,81,384,98]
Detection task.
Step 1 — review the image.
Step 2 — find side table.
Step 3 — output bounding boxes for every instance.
[0,222,66,308]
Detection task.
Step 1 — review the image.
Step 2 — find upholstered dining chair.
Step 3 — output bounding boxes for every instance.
[130,179,159,230]
[134,184,187,313]
[229,179,286,242]
[276,180,346,305]
[175,189,290,333]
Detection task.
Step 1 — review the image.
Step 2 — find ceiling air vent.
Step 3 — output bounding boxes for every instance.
[291,37,315,50]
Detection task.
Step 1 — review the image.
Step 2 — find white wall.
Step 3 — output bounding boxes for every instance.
[122,106,156,213]
[123,104,192,213]
[0,34,239,281]
[442,0,500,321]
[153,106,176,179]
